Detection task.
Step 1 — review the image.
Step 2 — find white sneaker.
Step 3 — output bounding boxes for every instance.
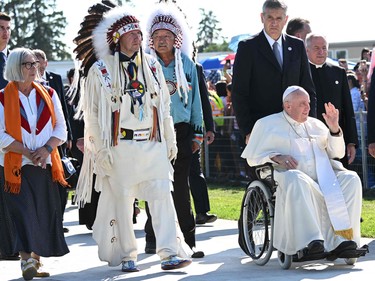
[121,260,140,272]
[161,255,192,270]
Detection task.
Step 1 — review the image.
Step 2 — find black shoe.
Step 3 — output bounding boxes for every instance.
[191,247,205,258]
[145,241,156,254]
[303,240,325,256]
[195,213,217,224]
[331,241,357,255]
[63,227,69,233]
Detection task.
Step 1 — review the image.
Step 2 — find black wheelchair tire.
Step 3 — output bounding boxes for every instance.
[240,180,274,266]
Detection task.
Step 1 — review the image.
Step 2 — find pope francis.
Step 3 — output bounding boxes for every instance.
[241,85,362,256]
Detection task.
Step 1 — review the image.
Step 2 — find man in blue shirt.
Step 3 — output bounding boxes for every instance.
[144,1,204,258]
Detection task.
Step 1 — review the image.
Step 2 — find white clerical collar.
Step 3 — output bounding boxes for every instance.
[310,61,325,68]
[283,110,303,126]
[263,29,283,50]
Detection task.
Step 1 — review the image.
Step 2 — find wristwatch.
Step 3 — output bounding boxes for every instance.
[43,144,53,154]
[330,128,341,136]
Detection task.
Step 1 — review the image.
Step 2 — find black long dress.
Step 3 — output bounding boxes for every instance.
[0,165,69,256]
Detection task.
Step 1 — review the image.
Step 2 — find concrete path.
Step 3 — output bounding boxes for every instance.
[1,203,374,281]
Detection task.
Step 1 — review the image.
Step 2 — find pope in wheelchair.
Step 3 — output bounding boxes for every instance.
[240,85,368,267]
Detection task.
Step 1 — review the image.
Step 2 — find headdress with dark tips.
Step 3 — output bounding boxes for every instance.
[72,0,141,78]
[69,0,142,106]
[73,0,118,77]
[145,1,193,105]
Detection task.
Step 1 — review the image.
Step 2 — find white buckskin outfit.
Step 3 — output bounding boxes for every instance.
[73,6,191,267]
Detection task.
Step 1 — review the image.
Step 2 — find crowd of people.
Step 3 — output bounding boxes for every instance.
[0,0,373,279]
[206,14,375,186]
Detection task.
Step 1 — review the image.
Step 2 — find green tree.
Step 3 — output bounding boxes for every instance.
[0,0,70,60]
[196,8,226,52]
[204,41,230,52]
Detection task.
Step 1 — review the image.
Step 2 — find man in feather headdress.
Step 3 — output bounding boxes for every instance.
[72,1,192,272]
[143,1,204,258]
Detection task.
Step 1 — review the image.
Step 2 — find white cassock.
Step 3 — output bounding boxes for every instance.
[242,111,362,255]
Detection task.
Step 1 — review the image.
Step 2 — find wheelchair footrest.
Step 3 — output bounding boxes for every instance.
[293,245,369,262]
[326,245,369,261]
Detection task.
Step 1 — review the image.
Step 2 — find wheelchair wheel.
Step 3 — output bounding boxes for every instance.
[277,251,292,269]
[241,180,274,265]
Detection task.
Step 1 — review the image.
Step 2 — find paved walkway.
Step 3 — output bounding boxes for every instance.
[1,203,374,281]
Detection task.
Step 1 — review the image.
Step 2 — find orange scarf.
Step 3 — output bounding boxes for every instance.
[3,81,68,194]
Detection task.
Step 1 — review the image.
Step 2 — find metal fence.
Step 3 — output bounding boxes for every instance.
[204,112,375,189]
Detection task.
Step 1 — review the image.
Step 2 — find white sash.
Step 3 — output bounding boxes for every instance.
[312,139,353,240]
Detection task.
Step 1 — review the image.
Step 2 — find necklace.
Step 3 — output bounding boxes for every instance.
[282,112,312,141]
[121,60,145,120]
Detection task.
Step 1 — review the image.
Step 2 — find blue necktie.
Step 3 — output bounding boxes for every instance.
[273,41,283,68]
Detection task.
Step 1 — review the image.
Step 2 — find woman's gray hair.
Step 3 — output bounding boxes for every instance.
[4,48,36,82]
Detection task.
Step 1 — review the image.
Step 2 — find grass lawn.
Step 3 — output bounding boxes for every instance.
[206,183,375,238]
[81,182,375,238]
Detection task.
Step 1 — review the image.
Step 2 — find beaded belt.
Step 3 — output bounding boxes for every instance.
[120,128,150,141]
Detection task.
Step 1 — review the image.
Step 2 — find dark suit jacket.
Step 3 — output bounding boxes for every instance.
[232,31,316,137]
[46,71,73,141]
[310,62,358,147]
[367,68,375,144]
[0,50,9,90]
[196,63,215,133]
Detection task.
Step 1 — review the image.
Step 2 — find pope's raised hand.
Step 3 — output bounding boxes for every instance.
[322,102,339,133]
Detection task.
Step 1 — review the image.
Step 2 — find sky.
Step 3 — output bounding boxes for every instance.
[57,0,375,56]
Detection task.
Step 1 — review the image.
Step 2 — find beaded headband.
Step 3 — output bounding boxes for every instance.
[93,7,141,59]
[108,16,141,44]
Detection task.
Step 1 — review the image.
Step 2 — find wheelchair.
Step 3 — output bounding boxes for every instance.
[238,163,369,269]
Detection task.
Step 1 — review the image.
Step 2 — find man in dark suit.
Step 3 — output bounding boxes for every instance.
[33,49,73,233]
[286,17,311,41]
[0,12,11,90]
[305,33,358,167]
[0,11,19,261]
[232,0,316,145]
[33,50,73,141]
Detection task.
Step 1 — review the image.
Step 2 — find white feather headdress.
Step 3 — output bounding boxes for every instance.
[93,6,141,60]
[145,1,193,105]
